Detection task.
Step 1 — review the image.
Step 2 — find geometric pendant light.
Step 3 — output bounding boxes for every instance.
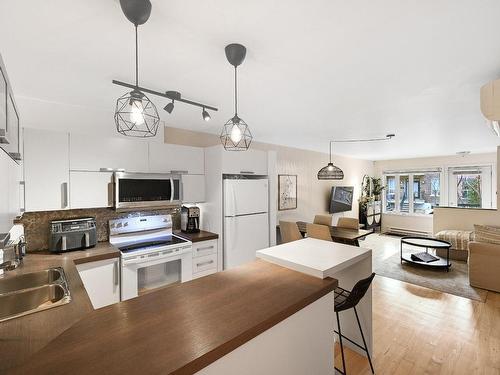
[317,141,344,180]
[220,43,253,151]
[114,0,160,138]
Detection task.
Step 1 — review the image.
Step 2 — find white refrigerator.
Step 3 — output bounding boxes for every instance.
[224,178,270,269]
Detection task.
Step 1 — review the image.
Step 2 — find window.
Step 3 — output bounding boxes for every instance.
[383,170,441,215]
[448,166,493,209]
[385,176,396,212]
[399,175,409,212]
[413,172,440,214]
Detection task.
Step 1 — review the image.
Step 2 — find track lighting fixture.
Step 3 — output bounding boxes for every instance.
[202,107,211,122]
[164,100,174,114]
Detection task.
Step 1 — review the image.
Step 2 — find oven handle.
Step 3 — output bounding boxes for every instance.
[121,246,192,265]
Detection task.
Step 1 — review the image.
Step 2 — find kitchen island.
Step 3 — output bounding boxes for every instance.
[257,237,373,355]
[3,237,373,374]
[5,255,337,375]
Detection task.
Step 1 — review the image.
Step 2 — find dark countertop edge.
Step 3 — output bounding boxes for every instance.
[31,242,120,265]
[174,230,219,243]
[72,249,120,265]
[175,278,337,375]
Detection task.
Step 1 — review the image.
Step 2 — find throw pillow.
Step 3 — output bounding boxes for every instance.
[474,224,500,245]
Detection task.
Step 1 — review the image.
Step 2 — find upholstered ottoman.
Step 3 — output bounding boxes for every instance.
[435,230,474,262]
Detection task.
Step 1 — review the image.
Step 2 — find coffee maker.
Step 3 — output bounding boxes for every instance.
[181,205,200,233]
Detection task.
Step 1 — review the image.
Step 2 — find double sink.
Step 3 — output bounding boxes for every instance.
[0,267,71,322]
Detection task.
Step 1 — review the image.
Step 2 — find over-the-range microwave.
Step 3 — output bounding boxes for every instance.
[114,172,182,210]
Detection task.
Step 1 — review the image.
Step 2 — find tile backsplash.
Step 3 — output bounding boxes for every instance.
[17,207,181,252]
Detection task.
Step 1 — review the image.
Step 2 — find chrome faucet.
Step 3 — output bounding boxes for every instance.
[0,236,26,272]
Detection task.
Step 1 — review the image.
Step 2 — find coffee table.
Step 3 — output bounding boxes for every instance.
[400,236,452,272]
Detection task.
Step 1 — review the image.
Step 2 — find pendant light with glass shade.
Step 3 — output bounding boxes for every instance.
[220,43,253,151]
[317,141,344,180]
[114,0,160,138]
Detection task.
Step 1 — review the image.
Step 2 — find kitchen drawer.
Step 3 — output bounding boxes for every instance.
[192,240,217,259]
[192,252,217,274]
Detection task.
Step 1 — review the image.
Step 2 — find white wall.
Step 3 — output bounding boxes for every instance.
[255,144,374,224]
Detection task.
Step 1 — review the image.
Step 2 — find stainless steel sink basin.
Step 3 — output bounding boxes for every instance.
[0,268,62,294]
[0,267,71,322]
[0,284,71,322]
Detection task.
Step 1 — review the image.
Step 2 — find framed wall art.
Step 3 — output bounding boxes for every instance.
[278,174,297,210]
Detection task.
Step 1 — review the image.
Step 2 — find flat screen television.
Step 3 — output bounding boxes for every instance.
[329,186,354,213]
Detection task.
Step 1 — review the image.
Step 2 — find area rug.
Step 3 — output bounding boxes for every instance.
[359,233,487,302]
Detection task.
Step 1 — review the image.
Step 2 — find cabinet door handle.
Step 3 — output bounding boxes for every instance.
[114,261,119,286]
[197,246,214,252]
[240,171,255,174]
[196,260,214,267]
[61,182,68,208]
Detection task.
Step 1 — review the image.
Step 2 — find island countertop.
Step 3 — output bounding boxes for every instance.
[256,237,372,279]
[8,258,336,374]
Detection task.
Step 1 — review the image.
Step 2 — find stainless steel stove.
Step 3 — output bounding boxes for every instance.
[109,215,192,301]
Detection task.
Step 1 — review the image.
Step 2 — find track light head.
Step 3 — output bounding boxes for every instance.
[164,100,174,114]
[202,108,211,122]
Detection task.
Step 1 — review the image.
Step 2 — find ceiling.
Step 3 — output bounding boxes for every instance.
[1,0,500,160]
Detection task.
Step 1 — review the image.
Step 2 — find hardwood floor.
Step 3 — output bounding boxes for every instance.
[335,276,500,374]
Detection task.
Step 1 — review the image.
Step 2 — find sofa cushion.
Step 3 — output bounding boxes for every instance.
[474,224,500,245]
[435,230,474,251]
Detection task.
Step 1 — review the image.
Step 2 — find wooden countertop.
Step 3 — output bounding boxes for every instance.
[12,260,337,375]
[0,242,119,374]
[174,229,219,243]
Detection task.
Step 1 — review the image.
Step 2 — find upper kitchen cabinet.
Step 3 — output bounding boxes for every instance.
[69,133,148,172]
[148,142,204,175]
[220,147,268,175]
[24,128,70,212]
[0,149,22,233]
[70,171,113,209]
[0,54,21,162]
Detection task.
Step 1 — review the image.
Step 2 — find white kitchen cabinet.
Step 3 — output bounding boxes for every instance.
[69,133,148,172]
[76,258,120,309]
[182,174,205,203]
[70,171,113,209]
[149,142,204,174]
[221,148,268,175]
[24,128,70,212]
[0,151,10,233]
[192,239,218,279]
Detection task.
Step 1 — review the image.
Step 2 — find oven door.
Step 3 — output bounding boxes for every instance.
[121,249,192,301]
[114,172,182,210]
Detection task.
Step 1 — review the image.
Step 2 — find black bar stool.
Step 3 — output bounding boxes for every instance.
[334,273,376,375]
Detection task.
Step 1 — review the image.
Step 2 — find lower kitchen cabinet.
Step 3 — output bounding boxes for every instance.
[191,239,217,279]
[70,171,113,209]
[76,258,120,309]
